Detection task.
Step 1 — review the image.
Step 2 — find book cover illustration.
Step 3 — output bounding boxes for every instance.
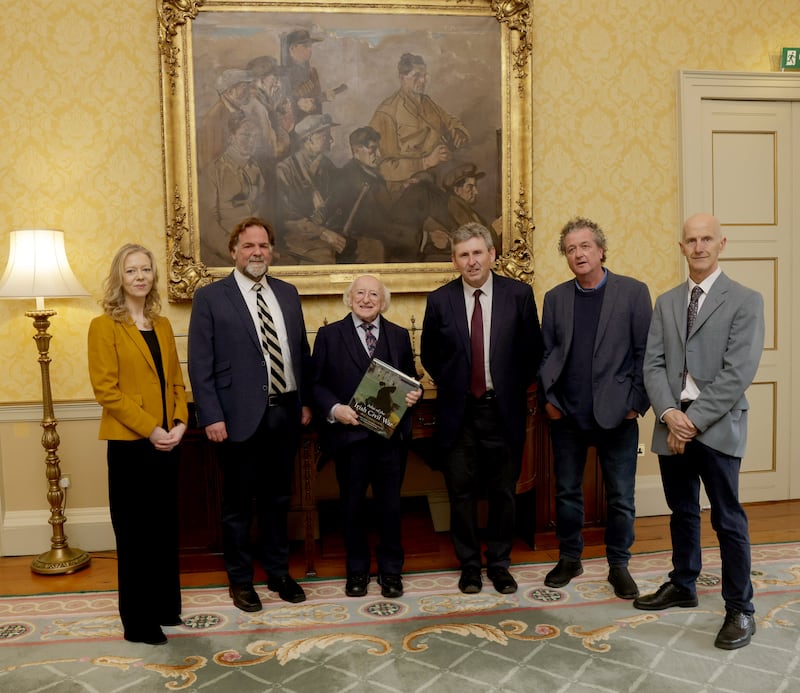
[349,358,421,439]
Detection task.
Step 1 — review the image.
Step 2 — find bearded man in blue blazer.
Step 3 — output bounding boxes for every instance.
[311,275,422,599]
[538,218,652,599]
[635,213,764,651]
[421,223,543,595]
[188,216,312,613]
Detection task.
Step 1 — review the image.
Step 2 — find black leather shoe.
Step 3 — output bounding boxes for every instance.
[124,627,168,645]
[345,573,370,597]
[633,582,698,611]
[487,566,518,594]
[608,565,639,599]
[544,558,583,588]
[378,573,404,598]
[458,566,483,594]
[229,584,262,612]
[714,610,756,650]
[267,574,307,603]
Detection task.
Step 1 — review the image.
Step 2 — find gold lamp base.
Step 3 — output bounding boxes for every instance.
[31,546,92,575]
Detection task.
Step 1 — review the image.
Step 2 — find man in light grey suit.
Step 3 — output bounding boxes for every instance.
[634,213,764,650]
[538,217,651,599]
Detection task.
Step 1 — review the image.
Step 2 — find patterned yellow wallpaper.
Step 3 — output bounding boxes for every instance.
[0,0,798,404]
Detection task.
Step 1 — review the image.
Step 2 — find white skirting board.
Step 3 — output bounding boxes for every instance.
[0,507,115,557]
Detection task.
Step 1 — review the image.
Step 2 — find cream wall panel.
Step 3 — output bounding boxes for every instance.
[713,132,776,224]
[721,258,777,351]
[741,382,776,475]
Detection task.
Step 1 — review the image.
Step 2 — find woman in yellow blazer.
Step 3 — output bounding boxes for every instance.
[88,243,188,646]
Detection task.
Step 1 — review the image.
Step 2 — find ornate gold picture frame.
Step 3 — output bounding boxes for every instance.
[158,0,533,301]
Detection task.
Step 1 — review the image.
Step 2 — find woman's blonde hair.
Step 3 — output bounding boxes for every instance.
[101,243,162,323]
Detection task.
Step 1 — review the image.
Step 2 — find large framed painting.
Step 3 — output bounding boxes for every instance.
[158,0,534,300]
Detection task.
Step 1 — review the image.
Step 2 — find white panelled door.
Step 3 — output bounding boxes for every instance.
[678,71,800,503]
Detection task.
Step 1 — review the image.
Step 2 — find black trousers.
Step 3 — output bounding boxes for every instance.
[443,396,520,570]
[218,397,300,586]
[107,439,181,637]
[333,436,407,575]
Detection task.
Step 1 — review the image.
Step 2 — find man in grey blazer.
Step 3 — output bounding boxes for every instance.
[188,216,312,613]
[635,213,764,650]
[538,217,652,599]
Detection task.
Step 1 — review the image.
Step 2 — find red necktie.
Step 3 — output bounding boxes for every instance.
[470,289,486,397]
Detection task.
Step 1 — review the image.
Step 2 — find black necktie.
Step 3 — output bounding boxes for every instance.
[470,289,486,397]
[254,284,286,394]
[682,285,703,389]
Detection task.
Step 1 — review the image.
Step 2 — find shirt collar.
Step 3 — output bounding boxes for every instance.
[234,268,267,293]
[461,271,493,299]
[350,313,380,330]
[689,266,722,295]
[574,267,608,293]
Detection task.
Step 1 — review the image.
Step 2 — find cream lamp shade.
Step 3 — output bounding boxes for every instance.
[0,229,89,307]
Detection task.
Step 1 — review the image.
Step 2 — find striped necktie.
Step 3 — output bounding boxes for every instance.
[254,284,286,393]
[361,322,377,357]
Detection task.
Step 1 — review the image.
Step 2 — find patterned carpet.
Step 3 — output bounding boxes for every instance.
[2,544,800,692]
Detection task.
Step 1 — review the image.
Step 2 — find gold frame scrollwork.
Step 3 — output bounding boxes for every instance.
[158,0,534,301]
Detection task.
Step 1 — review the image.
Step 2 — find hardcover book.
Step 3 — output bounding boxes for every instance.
[349,358,421,439]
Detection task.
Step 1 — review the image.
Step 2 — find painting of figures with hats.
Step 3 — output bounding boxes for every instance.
[188,7,502,268]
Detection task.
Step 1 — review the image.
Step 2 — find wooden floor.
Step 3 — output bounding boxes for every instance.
[2,499,799,596]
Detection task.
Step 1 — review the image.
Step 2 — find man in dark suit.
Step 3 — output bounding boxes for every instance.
[635,213,764,650]
[311,275,422,598]
[537,217,652,599]
[421,223,543,594]
[188,216,312,612]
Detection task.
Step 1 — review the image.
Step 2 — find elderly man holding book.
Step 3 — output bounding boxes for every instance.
[311,275,422,598]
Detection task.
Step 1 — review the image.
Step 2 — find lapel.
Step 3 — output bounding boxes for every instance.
[689,272,730,338]
[593,271,615,353]
[223,273,261,352]
[446,280,471,356]
[670,283,690,345]
[342,316,372,370]
[121,320,157,375]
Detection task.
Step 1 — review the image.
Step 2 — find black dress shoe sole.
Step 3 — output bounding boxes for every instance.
[715,621,756,650]
[632,595,698,610]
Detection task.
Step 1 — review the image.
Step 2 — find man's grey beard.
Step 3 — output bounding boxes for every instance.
[243,259,267,281]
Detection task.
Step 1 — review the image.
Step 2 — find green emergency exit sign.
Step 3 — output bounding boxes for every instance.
[781,48,800,70]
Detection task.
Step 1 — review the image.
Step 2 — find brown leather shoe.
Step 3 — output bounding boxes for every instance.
[229,584,262,612]
[714,610,756,650]
[633,582,698,610]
